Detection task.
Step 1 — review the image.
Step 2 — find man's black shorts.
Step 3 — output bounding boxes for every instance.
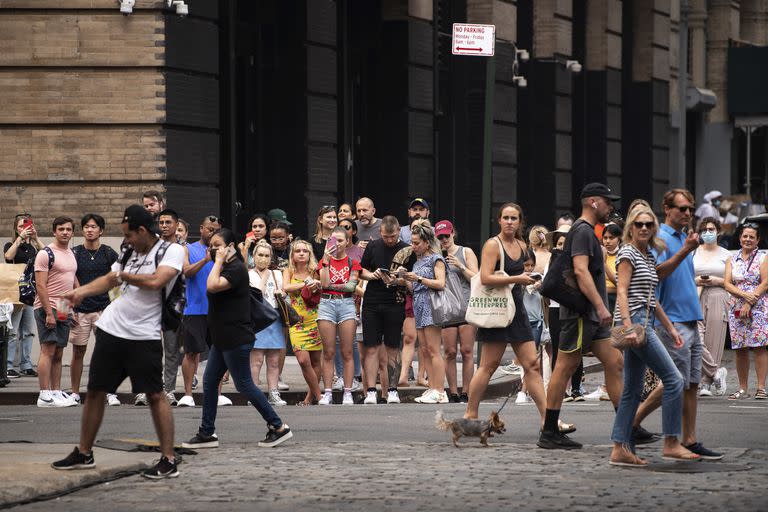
[558,317,611,354]
[179,315,210,354]
[362,303,405,349]
[87,329,163,394]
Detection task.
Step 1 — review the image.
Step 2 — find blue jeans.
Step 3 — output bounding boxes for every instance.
[530,320,543,349]
[8,305,35,370]
[334,336,361,377]
[200,343,282,436]
[611,310,684,444]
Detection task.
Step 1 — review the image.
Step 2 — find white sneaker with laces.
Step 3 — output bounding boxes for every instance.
[351,378,363,392]
[713,367,728,396]
[342,391,354,405]
[363,391,378,404]
[177,395,195,407]
[217,395,233,406]
[699,383,713,397]
[318,390,333,405]
[500,363,522,375]
[515,391,529,404]
[53,391,78,408]
[134,393,148,406]
[268,390,287,406]
[415,389,442,404]
[386,390,400,404]
[107,393,121,406]
[68,392,81,405]
[37,390,55,407]
[166,392,178,406]
[332,376,344,391]
[277,378,290,391]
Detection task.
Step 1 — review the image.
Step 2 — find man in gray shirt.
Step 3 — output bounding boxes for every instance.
[355,197,382,250]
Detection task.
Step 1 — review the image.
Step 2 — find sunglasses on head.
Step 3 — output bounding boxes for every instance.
[633,221,655,229]
[743,222,760,230]
[340,224,353,230]
[206,215,220,223]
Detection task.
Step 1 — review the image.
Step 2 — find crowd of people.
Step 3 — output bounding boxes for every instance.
[1,184,765,477]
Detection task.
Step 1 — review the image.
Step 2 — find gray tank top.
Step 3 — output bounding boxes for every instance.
[448,246,472,302]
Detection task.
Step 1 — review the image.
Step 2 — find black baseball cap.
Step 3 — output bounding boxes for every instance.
[580,183,621,201]
[122,204,158,232]
[409,198,429,209]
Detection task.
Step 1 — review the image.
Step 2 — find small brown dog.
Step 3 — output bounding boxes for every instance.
[435,410,506,447]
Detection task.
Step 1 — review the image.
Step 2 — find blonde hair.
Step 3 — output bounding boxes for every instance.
[623,206,666,253]
[528,225,549,250]
[254,239,273,257]
[410,219,440,255]
[627,199,651,216]
[287,239,317,276]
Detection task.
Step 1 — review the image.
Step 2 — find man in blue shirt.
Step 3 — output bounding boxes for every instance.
[632,188,723,460]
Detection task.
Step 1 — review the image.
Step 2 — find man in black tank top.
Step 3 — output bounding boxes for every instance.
[538,183,625,450]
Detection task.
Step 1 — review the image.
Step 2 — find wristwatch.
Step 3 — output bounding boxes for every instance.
[417,277,423,284]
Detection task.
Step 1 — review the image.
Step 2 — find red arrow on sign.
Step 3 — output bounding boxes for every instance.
[456,46,483,52]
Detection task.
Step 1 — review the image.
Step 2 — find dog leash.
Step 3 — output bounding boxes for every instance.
[481,393,513,436]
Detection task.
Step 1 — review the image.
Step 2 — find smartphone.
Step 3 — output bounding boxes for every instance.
[326,237,338,253]
[441,250,448,257]
[21,218,33,232]
[378,267,391,275]
[245,230,254,240]
[529,272,543,281]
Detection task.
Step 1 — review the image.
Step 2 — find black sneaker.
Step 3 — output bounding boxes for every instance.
[537,430,583,450]
[448,393,461,403]
[258,425,293,448]
[459,393,468,403]
[572,391,585,402]
[6,369,20,379]
[52,447,95,470]
[632,425,660,445]
[142,456,179,479]
[181,432,219,449]
[21,368,38,377]
[683,442,724,461]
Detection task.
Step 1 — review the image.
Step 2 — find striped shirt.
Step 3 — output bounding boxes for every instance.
[613,243,658,322]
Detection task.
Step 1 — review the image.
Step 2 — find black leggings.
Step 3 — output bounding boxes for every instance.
[548,307,584,391]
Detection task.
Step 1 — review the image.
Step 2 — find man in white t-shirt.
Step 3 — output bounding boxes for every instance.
[52,205,185,480]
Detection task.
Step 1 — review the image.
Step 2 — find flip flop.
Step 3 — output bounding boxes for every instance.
[662,453,701,462]
[609,459,647,468]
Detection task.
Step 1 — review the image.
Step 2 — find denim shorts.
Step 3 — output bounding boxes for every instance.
[657,320,702,389]
[317,296,356,324]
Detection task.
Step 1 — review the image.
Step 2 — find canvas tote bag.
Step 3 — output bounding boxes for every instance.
[465,237,516,328]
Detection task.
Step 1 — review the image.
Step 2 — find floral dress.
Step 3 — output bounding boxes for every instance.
[728,250,768,348]
[287,277,322,351]
[412,253,442,329]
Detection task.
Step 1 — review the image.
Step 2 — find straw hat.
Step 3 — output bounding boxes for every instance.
[545,224,571,247]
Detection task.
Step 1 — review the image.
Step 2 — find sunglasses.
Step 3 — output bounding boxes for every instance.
[743,222,759,230]
[340,224,353,230]
[633,221,655,229]
[673,205,695,214]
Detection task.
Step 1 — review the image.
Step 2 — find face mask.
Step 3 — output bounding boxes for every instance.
[701,232,717,245]
[712,200,721,208]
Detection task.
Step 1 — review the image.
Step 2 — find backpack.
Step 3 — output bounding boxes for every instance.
[18,247,54,306]
[119,241,186,331]
[540,220,591,314]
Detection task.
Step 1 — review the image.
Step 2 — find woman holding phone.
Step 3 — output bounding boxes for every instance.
[283,240,323,406]
[239,214,270,268]
[311,205,338,262]
[317,227,361,405]
[4,214,43,378]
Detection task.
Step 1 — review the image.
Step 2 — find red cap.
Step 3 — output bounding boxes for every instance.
[434,220,454,236]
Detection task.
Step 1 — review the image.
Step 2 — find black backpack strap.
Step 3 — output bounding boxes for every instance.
[43,246,55,271]
[154,241,171,267]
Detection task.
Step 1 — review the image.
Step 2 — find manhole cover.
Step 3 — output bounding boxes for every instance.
[645,462,752,473]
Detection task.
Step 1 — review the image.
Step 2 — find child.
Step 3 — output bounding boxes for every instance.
[602,223,622,314]
[517,250,544,404]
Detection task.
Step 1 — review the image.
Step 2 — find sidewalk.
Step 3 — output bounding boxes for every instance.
[1,338,603,405]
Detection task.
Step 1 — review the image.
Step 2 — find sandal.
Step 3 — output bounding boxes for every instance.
[728,389,750,400]
[558,419,576,434]
[755,389,767,400]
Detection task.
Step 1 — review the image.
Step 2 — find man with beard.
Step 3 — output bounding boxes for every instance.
[355,197,382,250]
[399,198,430,244]
[538,183,625,449]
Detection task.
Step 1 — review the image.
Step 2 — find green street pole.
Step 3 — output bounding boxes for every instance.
[480,55,496,244]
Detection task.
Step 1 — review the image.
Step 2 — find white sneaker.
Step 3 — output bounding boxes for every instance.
[107,393,121,406]
[699,383,713,397]
[318,390,333,405]
[268,389,287,406]
[415,389,447,404]
[134,393,148,406]
[53,391,78,407]
[386,390,401,404]
[217,395,233,406]
[515,391,529,404]
[177,395,195,407]
[499,363,522,375]
[342,391,354,405]
[166,392,178,406]
[277,378,290,391]
[713,367,728,396]
[332,376,344,391]
[350,378,363,392]
[363,390,378,404]
[37,390,55,407]
[65,392,81,405]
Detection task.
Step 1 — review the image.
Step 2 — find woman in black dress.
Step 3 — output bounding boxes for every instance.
[463,203,547,427]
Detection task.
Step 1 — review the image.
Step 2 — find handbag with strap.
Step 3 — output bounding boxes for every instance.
[271,271,301,326]
[540,219,591,314]
[429,257,465,326]
[464,237,516,329]
[610,286,653,350]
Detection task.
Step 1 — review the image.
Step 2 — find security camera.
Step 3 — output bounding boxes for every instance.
[513,75,527,88]
[166,0,188,16]
[118,0,135,15]
[516,49,530,63]
[566,60,582,73]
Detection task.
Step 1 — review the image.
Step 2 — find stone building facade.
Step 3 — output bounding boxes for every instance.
[0,0,766,247]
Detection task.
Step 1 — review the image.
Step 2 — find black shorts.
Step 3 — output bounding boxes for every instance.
[362,303,405,349]
[179,315,210,354]
[87,329,163,394]
[559,317,611,354]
